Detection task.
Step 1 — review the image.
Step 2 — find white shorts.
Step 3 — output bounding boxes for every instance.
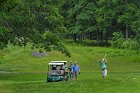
[102,69,107,76]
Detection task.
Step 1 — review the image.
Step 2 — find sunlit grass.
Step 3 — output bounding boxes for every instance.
[0,42,140,93]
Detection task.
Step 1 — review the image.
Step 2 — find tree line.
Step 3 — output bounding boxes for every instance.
[0,0,140,57]
[62,0,140,46]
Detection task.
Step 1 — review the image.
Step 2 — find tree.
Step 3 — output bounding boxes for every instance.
[117,3,139,41]
[0,0,71,57]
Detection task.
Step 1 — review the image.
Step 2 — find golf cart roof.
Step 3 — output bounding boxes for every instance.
[48,63,64,65]
[51,61,67,63]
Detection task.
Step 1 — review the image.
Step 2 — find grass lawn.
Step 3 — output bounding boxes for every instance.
[0,72,140,93]
[0,42,140,93]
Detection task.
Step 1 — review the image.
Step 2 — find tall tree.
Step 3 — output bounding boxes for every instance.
[0,0,71,57]
[117,3,139,40]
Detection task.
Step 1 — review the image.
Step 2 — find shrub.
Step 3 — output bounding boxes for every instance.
[111,32,140,52]
[39,49,43,53]
[122,39,139,51]
[111,32,124,48]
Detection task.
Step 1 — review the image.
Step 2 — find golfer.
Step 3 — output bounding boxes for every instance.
[62,62,67,76]
[100,58,107,79]
[73,62,80,80]
[68,61,74,80]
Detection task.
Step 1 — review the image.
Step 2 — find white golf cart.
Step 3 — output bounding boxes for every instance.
[47,61,68,82]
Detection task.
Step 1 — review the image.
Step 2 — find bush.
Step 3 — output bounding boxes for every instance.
[111,32,124,48]
[111,32,140,52]
[39,49,43,53]
[122,39,139,51]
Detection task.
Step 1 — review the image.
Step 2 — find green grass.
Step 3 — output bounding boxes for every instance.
[0,72,140,93]
[0,42,140,93]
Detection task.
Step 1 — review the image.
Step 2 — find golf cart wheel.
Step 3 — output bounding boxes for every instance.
[47,79,50,82]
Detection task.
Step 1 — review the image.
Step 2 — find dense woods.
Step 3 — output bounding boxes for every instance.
[0,0,140,55]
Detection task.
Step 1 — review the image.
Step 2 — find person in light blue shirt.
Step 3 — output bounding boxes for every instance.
[73,62,80,80]
[100,58,107,79]
[101,61,106,70]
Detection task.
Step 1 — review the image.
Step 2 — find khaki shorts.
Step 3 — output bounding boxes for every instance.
[73,71,78,77]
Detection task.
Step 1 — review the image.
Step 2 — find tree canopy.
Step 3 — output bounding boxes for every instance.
[0,0,140,55]
[0,0,70,57]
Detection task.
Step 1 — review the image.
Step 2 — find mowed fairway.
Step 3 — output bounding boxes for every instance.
[0,44,140,93]
[0,72,140,93]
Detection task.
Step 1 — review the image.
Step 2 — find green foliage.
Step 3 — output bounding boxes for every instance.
[32,31,71,57]
[39,49,43,53]
[112,32,140,51]
[122,39,139,50]
[0,0,140,55]
[111,32,124,48]
[0,0,70,57]
[117,3,139,28]
[61,0,140,47]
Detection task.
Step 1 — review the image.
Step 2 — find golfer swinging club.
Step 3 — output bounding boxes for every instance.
[100,54,107,79]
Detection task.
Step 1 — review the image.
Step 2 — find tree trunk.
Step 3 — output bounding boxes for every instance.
[100,30,103,46]
[80,33,83,43]
[74,34,77,42]
[106,30,108,45]
[77,34,82,43]
[96,29,100,46]
[23,37,26,51]
[89,32,93,40]
[126,24,128,41]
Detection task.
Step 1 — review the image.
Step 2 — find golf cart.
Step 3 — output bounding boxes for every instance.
[47,61,68,82]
